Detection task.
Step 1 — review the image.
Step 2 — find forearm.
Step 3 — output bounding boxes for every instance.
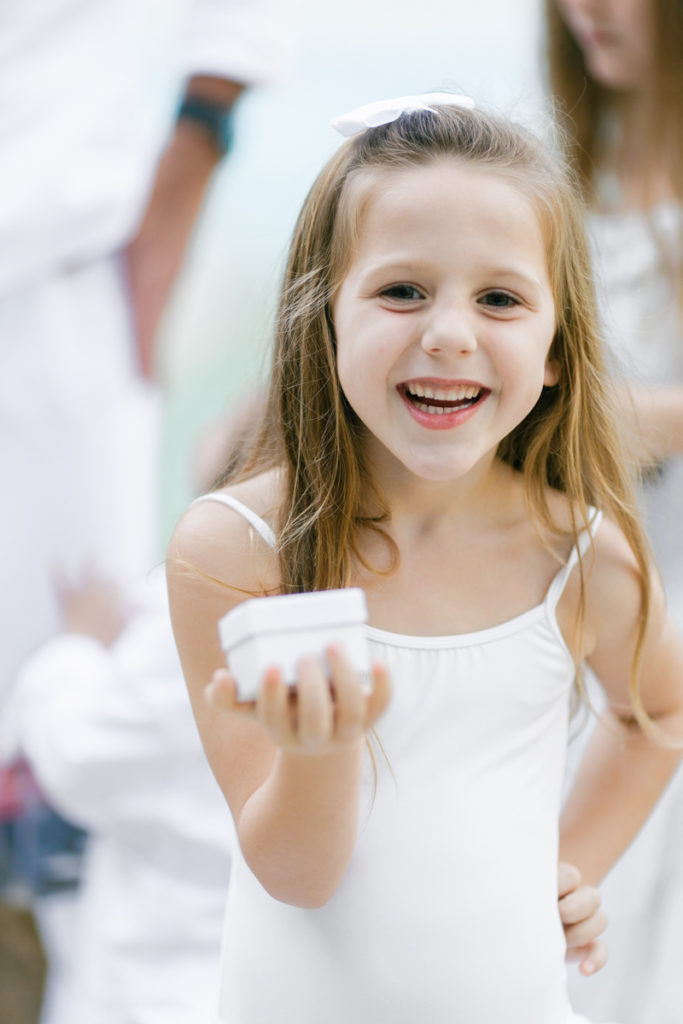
[237,740,365,908]
[126,74,244,376]
[560,706,683,885]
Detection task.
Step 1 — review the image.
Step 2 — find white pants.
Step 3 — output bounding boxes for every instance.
[0,254,159,702]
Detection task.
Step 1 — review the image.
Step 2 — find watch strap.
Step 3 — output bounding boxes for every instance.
[177,96,235,157]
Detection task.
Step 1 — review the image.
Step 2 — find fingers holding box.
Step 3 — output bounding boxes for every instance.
[207,646,391,755]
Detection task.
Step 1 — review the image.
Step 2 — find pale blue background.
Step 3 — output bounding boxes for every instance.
[159,0,547,541]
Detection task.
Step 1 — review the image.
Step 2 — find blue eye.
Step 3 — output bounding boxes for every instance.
[381,283,423,302]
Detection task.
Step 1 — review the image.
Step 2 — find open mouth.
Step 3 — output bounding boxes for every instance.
[399,380,488,415]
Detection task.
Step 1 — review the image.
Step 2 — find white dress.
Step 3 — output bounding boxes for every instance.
[197,496,613,1024]
[565,207,683,1024]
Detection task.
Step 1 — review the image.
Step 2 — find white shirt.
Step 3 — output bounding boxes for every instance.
[0,0,292,294]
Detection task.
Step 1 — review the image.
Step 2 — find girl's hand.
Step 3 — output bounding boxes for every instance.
[558,862,608,976]
[206,644,391,754]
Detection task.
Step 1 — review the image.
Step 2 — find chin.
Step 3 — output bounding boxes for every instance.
[404,455,482,483]
[585,53,641,91]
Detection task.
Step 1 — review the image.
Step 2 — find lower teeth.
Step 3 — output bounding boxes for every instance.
[414,400,470,414]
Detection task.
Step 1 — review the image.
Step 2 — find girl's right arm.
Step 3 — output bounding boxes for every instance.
[166,497,390,908]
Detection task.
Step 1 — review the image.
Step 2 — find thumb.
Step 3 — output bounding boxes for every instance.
[366,662,392,726]
[205,668,239,711]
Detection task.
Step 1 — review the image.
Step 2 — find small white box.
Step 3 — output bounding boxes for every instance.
[218,588,370,702]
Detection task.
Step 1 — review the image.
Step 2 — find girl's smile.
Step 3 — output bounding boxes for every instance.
[333,160,557,486]
[397,378,490,430]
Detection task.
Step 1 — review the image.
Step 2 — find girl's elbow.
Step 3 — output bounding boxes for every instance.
[243,850,345,908]
[271,883,337,910]
[257,866,343,908]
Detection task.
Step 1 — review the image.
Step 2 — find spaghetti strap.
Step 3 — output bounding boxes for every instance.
[544,507,603,613]
[191,493,277,550]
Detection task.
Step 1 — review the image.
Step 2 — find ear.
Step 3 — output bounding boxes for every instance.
[543,358,559,387]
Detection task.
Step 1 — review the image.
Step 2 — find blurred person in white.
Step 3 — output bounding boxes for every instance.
[544,2,683,1022]
[1,565,235,1024]
[0,2,291,1021]
[0,418,243,1024]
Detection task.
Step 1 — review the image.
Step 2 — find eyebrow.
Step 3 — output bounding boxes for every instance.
[360,261,421,277]
[482,268,546,294]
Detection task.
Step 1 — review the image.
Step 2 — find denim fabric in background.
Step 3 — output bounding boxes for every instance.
[0,761,86,899]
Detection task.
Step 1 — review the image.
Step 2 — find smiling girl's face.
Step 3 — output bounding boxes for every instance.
[332,160,557,488]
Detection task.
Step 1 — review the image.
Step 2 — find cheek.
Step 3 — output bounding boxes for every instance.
[618,0,652,39]
[543,333,559,387]
[335,335,371,411]
[332,311,353,394]
[337,329,393,391]
[335,347,353,404]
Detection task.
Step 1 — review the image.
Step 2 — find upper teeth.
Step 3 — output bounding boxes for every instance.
[407,382,480,400]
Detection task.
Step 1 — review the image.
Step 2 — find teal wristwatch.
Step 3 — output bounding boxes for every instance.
[177,96,235,157]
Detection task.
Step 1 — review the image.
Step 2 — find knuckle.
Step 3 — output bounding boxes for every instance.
[595,909,608,935]
[584,885,601,909]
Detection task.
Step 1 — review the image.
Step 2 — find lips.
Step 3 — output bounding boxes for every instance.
[396,379,490,431]
[399,379,488,415]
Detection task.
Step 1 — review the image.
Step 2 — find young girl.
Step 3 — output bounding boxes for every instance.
[167,96,683,1023]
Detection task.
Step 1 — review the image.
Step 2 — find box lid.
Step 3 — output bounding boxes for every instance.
[218,588,368,650]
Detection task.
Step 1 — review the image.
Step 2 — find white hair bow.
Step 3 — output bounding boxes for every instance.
[331,92,476,138]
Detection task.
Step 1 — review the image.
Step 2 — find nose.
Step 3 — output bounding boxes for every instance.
[420,301,478,357]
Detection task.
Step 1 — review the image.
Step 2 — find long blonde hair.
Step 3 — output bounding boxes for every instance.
[218,103,654,728]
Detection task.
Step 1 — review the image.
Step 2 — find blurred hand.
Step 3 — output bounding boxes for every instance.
[558,861,608,976]
[54,572,126,648]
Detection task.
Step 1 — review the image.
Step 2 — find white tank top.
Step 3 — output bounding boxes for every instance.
[196,494,607,1024]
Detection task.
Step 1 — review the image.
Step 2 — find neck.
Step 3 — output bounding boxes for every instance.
[369,454,523,537]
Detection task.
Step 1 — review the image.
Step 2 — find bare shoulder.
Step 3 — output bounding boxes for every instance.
[580,515,683,716]
[583,514,643,647]
[166,470,287,819]
[545,495,682,717]
[166,469,283,703]
[167,469,282,600]
[547,494,643,660]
